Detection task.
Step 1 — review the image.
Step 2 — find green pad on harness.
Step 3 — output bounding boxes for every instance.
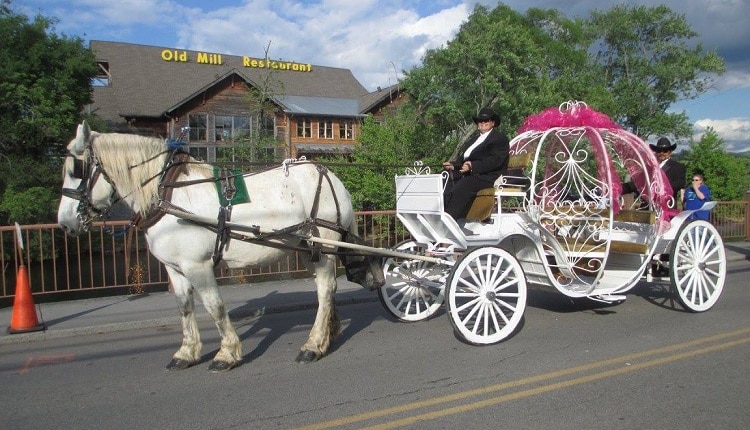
[213,166,250,206]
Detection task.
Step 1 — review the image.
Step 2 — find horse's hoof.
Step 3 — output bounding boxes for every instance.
[207,360,239,373]
[295,350,320,363]
[165,358,195,370]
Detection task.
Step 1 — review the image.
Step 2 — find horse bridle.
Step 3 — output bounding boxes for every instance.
[61,144,117,232]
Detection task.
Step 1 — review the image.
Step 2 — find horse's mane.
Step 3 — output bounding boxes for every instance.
[90,132,212,214]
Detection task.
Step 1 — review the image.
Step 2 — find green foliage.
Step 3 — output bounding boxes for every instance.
[1,186,58,223]
[403,4,607,145]
[680,128,750,201]
[0,1,97,226]
[0,155,61,225]
[586,4,726,139]
[0,3,98,157]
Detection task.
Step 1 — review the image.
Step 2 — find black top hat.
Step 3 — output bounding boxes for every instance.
[473,107,500,124]
[650,137,677,152]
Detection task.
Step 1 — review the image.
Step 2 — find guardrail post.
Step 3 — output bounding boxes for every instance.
[745,191,750,240]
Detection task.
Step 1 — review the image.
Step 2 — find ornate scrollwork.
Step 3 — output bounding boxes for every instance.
[404,160,431,175]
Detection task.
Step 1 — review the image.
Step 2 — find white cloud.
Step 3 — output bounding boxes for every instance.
[716,68,750,91]
[171,1,468,91]
[694,117,750,152]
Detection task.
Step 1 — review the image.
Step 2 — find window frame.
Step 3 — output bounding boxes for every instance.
[318,118,333,139]
[297,117,312,138]
[339,119,354,139]
[188,113,208,142]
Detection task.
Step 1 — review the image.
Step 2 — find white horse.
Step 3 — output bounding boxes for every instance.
[57,122,382,372]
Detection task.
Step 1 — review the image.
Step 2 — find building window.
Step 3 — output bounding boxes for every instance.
[215,115,251,142]
[92,61,111,87]
[318,119,333,139]
[188,113,207,141]
[339,119,354,139]
[297,118,312,138]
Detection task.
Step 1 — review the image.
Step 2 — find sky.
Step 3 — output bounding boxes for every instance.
[14,0,750,152]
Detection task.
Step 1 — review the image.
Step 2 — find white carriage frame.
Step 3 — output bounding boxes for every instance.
[394,128,719,300]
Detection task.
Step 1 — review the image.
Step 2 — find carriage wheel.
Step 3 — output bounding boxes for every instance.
[446,247,527,345]
[670,220,726,312]
[378,240,447,322]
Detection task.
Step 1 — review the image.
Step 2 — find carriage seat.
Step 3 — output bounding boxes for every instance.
[465,152,532,222]
[542,205,656,254]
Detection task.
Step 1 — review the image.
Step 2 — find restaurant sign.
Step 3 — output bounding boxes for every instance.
[161,49,312,72]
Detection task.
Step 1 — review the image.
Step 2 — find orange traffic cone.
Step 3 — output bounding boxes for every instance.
[7,263,46,334]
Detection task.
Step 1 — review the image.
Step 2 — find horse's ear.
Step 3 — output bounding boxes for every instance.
[72,121,91,153]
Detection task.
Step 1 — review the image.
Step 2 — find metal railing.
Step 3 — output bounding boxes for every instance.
[1,201,747,302]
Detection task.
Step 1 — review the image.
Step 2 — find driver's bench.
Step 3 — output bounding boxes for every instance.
[465,152,532,222]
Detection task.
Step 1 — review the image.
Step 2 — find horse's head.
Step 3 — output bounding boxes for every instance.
[57,121,117,236]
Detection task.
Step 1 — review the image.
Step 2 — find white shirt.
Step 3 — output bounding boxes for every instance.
[463,130,491,158]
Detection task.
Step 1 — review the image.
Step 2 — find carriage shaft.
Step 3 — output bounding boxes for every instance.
[164,208,449,265]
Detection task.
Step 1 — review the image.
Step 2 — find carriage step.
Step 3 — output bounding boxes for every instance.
[590,294,627,303]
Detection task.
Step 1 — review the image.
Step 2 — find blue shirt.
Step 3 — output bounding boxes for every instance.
[684,184,711,220]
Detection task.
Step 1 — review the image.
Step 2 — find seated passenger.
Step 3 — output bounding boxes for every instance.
[684,172,711,220]
[442,107,509,220]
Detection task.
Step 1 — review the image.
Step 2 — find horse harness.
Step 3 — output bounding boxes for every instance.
[61,143,118,232]
[200,162,349,266]
[65,139,351,265]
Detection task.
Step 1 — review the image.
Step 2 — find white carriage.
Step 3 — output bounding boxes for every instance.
[378,102,726,345]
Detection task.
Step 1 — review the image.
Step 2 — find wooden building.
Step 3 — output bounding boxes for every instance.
[88,40,403,162]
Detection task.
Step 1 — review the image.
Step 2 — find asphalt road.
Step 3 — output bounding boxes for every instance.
[2,259,749,430]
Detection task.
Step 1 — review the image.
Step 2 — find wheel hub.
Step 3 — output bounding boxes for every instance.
[485,290,496,301]
[697,261,706,271]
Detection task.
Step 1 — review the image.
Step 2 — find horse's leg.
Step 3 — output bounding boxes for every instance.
[185,264,242,372]
[164,267,202,370]
[296,254,341,363]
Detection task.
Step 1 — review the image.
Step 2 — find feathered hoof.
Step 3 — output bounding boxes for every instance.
[165,358,195,371]
[208,359,239,373]
[295,350,320,363]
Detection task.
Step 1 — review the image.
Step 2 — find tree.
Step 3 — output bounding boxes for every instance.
[0,0,98,225]
[402,4,607,158]
[679,128,750,201]
[586,4,726,139]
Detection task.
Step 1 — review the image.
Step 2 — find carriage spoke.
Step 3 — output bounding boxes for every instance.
[457,296,482,314]
[489,302,503,332]
[461,300,483,327]
[492,301,511,325]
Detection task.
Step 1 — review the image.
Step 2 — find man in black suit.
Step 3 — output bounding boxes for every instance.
[442,107,510,220]
[650,137,686,208]
[650,137,686,276]
[622,137,686,209]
